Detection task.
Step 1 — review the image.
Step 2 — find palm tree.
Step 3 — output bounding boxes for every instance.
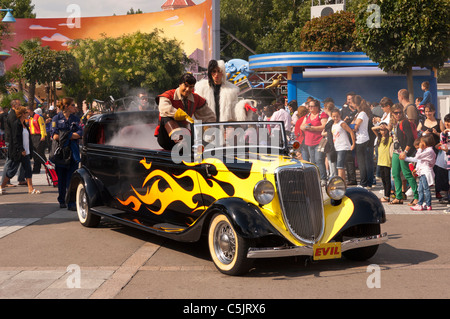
[12,38,41,108]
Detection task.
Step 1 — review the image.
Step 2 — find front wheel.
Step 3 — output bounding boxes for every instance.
[208,214,253,276]
[76,182,101,228]
[342,224,380,261]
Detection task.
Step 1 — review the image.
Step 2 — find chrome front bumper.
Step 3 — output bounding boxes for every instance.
[246,232,388,259]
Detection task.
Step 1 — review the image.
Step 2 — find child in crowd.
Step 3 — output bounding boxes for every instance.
[435,114,450,208]
[418,81,431,115]
[372,123,393,202]
[402,135,436,211]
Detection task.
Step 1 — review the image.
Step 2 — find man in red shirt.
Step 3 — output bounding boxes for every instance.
[156,73,216,150]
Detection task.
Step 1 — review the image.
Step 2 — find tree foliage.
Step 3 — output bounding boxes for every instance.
[355,0,450,99]
[67,30,189,102]
[13,39,79,107]
[300,11,360,52]
[355,0,450,74]
[0,0,35,18]
[220,0,310,59]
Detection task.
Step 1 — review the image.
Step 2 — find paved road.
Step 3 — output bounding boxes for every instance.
[1,158,450,303]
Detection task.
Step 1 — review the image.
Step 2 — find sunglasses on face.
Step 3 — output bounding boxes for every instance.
[392,111,402,115]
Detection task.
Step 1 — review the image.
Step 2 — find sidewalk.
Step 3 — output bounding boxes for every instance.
[0,157,449,299]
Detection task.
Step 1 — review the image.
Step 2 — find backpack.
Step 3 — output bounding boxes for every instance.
[399,120,418,140]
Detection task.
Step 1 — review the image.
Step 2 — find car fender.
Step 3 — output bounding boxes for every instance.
[67,167,104,208]
[340,187,386,232]
[203,197,281,240]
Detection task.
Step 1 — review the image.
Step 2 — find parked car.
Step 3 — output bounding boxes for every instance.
[68,110,388,275]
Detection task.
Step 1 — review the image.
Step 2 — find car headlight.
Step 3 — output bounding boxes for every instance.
[253,180,275,205]
[326,176,346,200]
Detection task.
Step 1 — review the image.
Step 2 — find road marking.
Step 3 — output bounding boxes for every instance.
[88,242,161,299]
[0,218,40,239]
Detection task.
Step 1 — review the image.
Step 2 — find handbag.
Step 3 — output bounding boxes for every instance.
[49,138,72,166]
[318,137,331,153]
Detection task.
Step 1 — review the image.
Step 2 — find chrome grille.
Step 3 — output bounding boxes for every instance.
[275,165,324,244]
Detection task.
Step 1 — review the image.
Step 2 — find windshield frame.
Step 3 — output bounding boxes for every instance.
[192,121,288,158]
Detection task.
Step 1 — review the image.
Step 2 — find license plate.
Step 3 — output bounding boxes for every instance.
[313,242,341,260]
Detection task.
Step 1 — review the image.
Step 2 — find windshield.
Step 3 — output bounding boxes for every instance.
[193,121,287,157]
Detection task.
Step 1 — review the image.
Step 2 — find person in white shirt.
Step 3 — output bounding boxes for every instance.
[331,108,355,181]
[270,102,292,132]
[351,95,372,188]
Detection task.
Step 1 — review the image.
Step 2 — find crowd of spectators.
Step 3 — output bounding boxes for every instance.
[1,80,449,213]
[261,81,450,212]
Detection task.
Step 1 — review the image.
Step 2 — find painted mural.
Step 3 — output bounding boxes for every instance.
[2,0,212,70]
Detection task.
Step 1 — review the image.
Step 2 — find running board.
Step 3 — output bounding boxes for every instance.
[90,206,187,233]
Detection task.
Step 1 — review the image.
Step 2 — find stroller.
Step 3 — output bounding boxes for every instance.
[33,151,58,187]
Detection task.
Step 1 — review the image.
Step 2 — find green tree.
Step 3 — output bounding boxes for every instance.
[299,11,360,52]
[12,38,41,107]
[355,0,450,101]
[0,0,36,18]
[127,7,143,14]
[0,0,35,47]
[220,0,310,59]
[67,30,189,102]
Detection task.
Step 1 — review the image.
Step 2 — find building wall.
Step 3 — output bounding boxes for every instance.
[290,72,436,109]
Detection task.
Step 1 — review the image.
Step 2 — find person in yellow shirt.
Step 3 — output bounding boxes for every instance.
[372,123,393,202]
[28,106,47,174]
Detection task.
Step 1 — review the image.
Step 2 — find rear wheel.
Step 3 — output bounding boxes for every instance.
[342,224,380,261]
[208,214,253,276]
[76,182,101,228]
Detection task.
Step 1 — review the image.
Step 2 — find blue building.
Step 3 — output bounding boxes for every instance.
[249,52,437,109]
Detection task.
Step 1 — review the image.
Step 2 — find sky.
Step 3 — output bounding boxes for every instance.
[31,0,199,18]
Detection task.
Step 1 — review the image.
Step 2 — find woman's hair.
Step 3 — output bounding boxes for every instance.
[376,126,390,147]
[207,59,226,87]
[390,103,404,125]
[14,106,27,118]
[61,97,75,111]
[352,95,362,107]
[359,99,372,115]
[380,97,393,108]
[324,101,335,112]
[297,105,308,118]
[423,103,435,113]
[288,100,298,111]
[353,95,372,116]
[309,99,321,109]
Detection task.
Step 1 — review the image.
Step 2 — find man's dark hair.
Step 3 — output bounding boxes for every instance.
[179,73,196,85]
[444,113,450,123]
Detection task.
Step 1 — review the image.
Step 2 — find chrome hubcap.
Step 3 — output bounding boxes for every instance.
[78,187,87,220]
[214,221,236,264]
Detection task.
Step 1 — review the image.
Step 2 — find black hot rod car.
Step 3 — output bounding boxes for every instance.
[68,110,387,275]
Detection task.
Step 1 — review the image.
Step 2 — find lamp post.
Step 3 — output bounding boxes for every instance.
[0,8,15,23]
[0,9,14,76]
